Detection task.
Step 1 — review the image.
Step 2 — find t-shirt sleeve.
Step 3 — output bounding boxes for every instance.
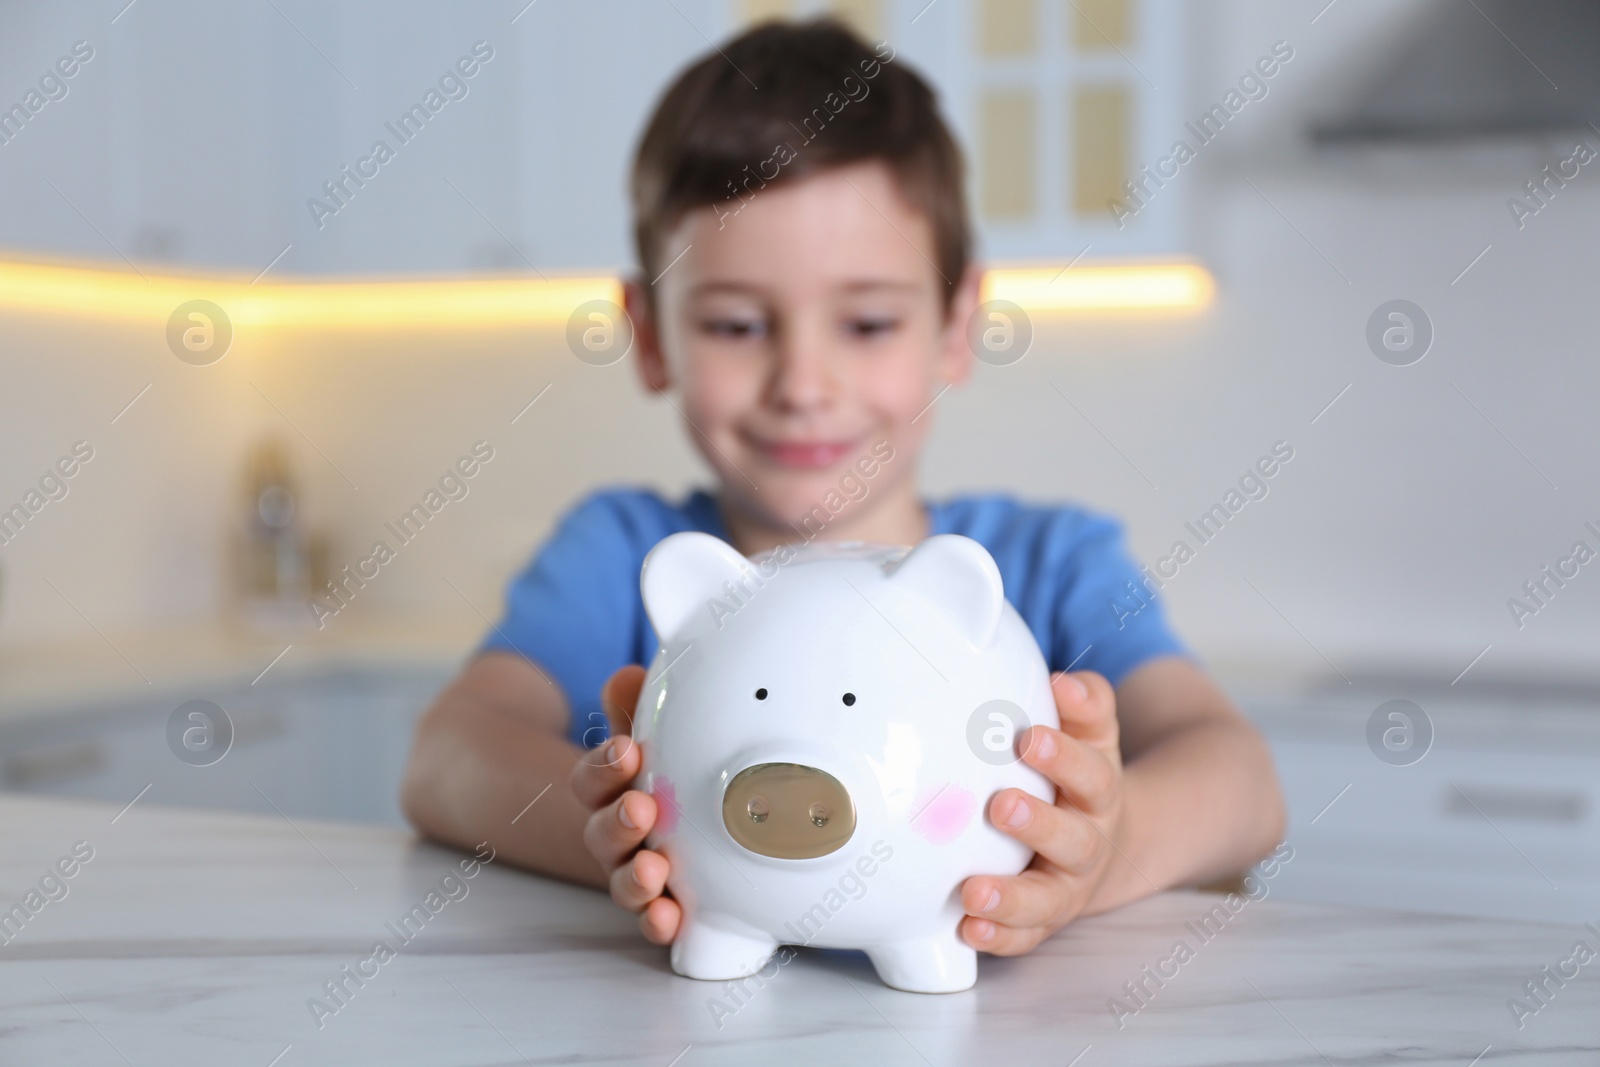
[476,490,644,749]
[1049,512,1195,686]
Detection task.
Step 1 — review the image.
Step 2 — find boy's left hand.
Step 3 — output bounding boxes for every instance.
[959,669,1125,955]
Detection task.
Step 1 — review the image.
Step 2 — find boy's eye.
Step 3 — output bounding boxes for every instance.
[701,316,766,339]
[845,317,899,339]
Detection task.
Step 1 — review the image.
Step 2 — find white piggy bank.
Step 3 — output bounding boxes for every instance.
[629,530,1059,993]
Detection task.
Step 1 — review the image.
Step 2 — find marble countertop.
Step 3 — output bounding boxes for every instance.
[3,796,1595,1065]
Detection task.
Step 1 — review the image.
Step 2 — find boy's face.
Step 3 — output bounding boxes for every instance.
[627,160,981,533]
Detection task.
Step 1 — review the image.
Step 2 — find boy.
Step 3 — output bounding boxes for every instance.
[401,18,1284,961]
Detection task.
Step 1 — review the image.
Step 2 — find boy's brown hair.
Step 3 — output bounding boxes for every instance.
[630,17,970,314]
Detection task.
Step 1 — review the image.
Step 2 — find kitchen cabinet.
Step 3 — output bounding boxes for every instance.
[0,0,1195,277]
[1245,691,1600,925]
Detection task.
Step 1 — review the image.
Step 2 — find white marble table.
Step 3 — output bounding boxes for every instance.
[2,796,1595,1066]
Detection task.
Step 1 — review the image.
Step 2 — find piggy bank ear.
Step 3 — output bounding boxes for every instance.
[640,531,751,644]
[887,534,1005,648]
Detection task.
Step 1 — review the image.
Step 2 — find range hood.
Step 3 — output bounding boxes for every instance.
[1312,0,1600,144]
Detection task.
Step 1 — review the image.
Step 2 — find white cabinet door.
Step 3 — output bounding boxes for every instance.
[1261,728,1600,924]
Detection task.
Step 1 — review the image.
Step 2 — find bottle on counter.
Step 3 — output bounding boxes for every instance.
[232,436,328,631]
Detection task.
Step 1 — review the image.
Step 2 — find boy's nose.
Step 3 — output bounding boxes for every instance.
[722,762,855,859]
[766,330,838,411]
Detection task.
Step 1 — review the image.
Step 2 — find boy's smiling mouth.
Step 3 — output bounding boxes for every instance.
[744,432,866,470]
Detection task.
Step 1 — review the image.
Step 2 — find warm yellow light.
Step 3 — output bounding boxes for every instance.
[0,254,1212,328]
[982,260,1214,312]
[0,257,620,329]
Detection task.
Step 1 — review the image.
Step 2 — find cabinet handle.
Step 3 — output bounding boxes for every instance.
[4,740,106,787]
[1445,783,1588,824]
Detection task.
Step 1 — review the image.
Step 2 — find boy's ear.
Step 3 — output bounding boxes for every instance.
[624,274,672,393]
[938,262,984,388]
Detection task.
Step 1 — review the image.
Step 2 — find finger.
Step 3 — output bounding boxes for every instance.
[639,893,682,946]
[582,789,657,871]
[959,913,1049,957]
[961,867,1080,931]
[1050,670,1119,752]
[601,664,648,739]
[609,847,669,912]
[988,788,1104,876]
[1019,726,1119,815]
[570,732,642,809]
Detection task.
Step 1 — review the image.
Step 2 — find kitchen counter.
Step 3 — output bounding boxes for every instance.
[0,615,481,719]
[3,796,1595,1065]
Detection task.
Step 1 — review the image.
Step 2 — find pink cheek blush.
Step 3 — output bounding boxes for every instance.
[910,784,977,845]
[652,776,679,837]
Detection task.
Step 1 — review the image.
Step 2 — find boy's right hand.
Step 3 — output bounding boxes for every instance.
[569,664,682,946]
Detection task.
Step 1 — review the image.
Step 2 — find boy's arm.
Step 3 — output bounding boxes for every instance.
[1083,654,1286,915]
[400,651,608,890]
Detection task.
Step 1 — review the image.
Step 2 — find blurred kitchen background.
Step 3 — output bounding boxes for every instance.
[1,0,1596,925]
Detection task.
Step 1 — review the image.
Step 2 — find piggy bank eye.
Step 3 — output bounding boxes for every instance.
[809,801,830,827]
[755,688,768,700]
[747,795,769,823]
[841,692,856,706]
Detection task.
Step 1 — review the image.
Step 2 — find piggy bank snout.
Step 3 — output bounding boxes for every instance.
[722,762,856,860]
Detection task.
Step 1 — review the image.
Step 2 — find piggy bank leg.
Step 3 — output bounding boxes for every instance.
[866,928,977,993]
[671,914,779,982]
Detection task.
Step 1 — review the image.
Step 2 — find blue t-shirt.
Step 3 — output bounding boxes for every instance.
[480,485,1192,749]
